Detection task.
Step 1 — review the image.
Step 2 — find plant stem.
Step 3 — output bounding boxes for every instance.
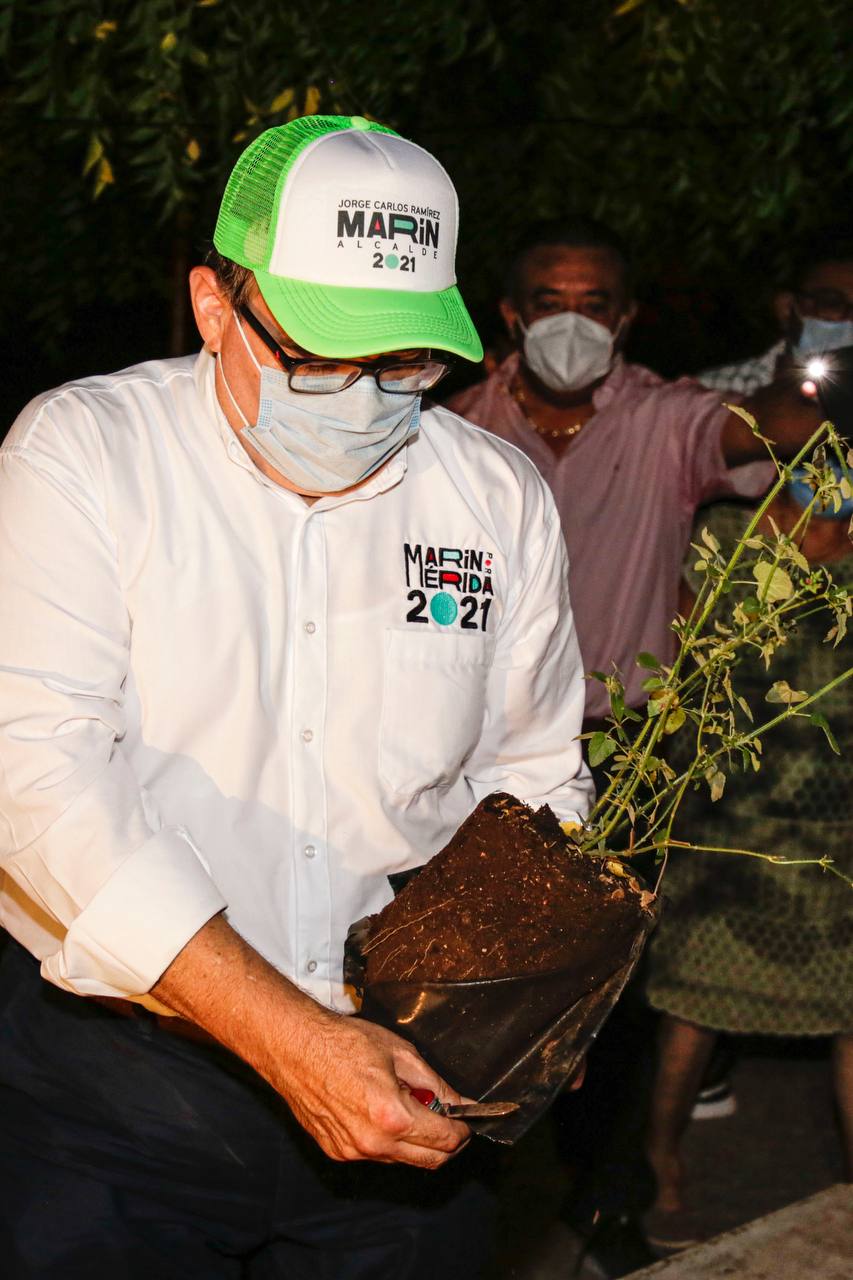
[581,419,853,897]
[588,420,833,832]
[589,659,853,850]
[663,839,853,888]
[676,420,832,651]
[738,665,853,744]
[583,642,853,856]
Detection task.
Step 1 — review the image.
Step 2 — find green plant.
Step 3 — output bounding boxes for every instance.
[568,414,853,890]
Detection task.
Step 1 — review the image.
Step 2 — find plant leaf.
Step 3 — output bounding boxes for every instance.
[707,769,726,801]
[269,87,295,113]
[736,695,754,722]
[94,156,114,198]
[766,679,808,704]
[784,543,810,572]
[641,675,664,691]
[810,712,840,754]
[664,707,686,734]
[753,560,793,602]
[725,401,772,445]
[83,134,103,176]
[588,732,619,767]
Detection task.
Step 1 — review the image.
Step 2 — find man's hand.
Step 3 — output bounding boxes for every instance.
[274,1013,471,1166]
[151,913,469,1169]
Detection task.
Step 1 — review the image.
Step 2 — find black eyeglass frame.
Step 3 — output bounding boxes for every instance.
[238,306,453,394]
[794,289,853,324]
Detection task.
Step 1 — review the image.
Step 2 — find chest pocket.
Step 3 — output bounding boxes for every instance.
[379,629,492,797]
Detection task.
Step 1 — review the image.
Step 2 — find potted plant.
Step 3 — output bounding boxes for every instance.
[347,415,853,1142]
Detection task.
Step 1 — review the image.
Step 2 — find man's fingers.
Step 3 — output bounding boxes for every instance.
[397,1088,471,1149]
[324,1108,468,1168]
[371,1081,470,1153]
[289,1069,469,1168]
[285,1016,473,1167]
[371,1141,465,1170]
[391,1046,465,1105]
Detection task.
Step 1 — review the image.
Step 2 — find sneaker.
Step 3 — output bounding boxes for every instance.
[691,1077,736,1120]
[573,1214,658,1278]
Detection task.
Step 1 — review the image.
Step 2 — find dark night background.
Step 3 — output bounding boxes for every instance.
[2,0,853,430]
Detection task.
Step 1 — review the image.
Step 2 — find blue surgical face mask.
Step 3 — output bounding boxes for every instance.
[787,459,853,521]
[794,315,853,357]
[218,315,420,494]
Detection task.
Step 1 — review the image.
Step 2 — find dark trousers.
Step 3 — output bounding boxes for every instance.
[552,746,659,1229]
[0,939,496,1279]
[552,973,658,1228]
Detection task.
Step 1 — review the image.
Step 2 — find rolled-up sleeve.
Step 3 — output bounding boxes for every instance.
[0,435,225,999]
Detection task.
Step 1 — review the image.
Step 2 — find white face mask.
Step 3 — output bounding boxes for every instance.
[520,310,620,392]
[794,314,853,357]
[219,314,420,494]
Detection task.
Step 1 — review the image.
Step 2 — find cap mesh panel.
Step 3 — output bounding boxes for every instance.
[214,116,396,270]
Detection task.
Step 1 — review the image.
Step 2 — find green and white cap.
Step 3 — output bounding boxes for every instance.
[213,114,483,361]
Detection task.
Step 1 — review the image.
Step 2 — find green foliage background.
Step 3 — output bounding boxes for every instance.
[2,0,853,407]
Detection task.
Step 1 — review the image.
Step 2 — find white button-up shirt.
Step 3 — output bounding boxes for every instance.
[0,352,592,1011]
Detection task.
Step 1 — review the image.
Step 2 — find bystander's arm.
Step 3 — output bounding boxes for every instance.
[721,367,822,466]
[151,911,471,1168]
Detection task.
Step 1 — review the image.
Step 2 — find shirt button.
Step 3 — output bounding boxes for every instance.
[304,844,316,859]
[306,959,318,974]
[304,621,316,635]
[301,729,313,743]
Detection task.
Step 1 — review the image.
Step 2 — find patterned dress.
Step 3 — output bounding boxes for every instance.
[646,503,853,1035]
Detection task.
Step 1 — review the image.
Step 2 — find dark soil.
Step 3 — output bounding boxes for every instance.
[361,792,656,985]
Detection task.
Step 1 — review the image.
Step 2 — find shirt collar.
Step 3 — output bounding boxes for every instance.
[195,346,251,471]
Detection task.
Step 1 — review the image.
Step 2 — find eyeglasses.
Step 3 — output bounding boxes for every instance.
[239,306,453,394]
[795,289,853,323]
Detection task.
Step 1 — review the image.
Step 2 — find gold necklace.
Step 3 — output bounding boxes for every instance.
[510,379,587,439]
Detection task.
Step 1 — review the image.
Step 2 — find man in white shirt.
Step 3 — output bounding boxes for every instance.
[0,116,591,1276]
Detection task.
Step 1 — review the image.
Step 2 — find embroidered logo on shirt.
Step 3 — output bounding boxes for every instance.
[403,542,494,631]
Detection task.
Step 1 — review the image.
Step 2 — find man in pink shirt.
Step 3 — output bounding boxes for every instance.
[447,219,821,728]
[448,220,824,1275]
